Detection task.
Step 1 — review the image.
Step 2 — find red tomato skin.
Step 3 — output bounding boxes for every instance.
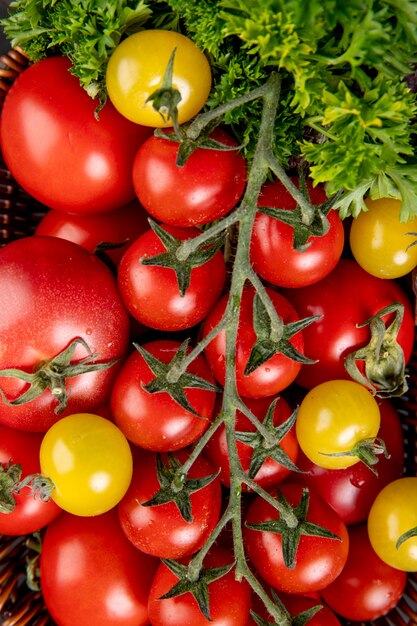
[321,524,407,621]
[244,483,349,594]
[147,545,252,626]
[35,199,149,266]
[0,236,130,431]
[204,394,298,490]
[1,57,151,215]
[132,128,247,227]
[40,509,159,626]
[0,424,61,535]
[284,259,415,389]
[292,398,404,525]
[111,339,217,451]
[202,285,306,398]
[117,225,226,331]
[251,179,344,288]
[118,448,222,559]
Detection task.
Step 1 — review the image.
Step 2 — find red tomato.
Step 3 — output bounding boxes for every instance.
[40,509,159,626]
[35,199,149,266]
[1,57,151,215]
[0,423,61,535]
[117,224,226,331]
[202,285,308,398]
[204,394,299,490]
[132,128,247,227]
[292,398,404,524]
[321,524,407,621]
[0,236,130,431]
[118,448,222,559]
[111,339,217,451]
[284,258,415,389]
[147,545,252,626]
[250,178,344,288]
[244,483,349,594]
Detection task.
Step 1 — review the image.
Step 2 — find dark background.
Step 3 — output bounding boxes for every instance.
[0,1,11,55]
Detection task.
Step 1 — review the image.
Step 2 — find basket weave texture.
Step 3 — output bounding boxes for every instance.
[0,46,416,626]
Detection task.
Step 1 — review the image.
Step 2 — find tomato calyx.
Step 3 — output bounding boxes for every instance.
[158,557,234,621]
[344,302,408,398]
[134,339,219,417]
[396,525,417,550]
[250,589,323,626]
[25,531,43,592]
[140,220,225,296]
[319,436,389,475]
[141,453,219,523]
[146,47,182,131]
[235,399,301,479]
[0,337,118,414]
[246,487,341,569]
[244,293,319,376]
[0,462,54,514]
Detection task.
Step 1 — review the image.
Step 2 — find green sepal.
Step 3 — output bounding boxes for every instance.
[134,339,219,418]
[344,302,408,397]
[140,453,219,523]
[244,293,319,375]
[246,488,341,569]
[396,525,417,550]
[250,588,323,626]
[0,337,118,414]
[25,531,42,592]
[140,219,225,296]
[319,436,389,476]
[146,47,182,132]
[235,399,302,479]
[0,462,23,513]
[158,557,234,621]
[94,239,129,275]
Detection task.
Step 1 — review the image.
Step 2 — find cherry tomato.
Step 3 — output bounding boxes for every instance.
[147,545,252,626]
[292,398,404,524]
[295,380,381,470]
[202,285,308,398]
[106,30,211,127]
[0,423,61,535]
[244,483,349,594]
[35,199,149,266]
[111,339,217,451]
[250,178,344,288]
[40,413,133,516]
[40,509,159,626]
[284,258,415,389]
[133,128,247,227]
[1,57,151,215]
[0,236,130,432]
[321,524,407,621]
[204,394,298,490]
[368,476,417,571]
[118,448,221,559]
[350,197,417,278]
[117,224,226,331]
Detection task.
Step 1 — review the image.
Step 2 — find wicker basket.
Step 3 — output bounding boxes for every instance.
[0,47,417,626]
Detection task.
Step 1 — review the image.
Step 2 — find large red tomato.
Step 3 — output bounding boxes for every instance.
[40,509,159,626]
[118,448,222,559]
[117,224,226,331]
[0,236,130,431]
[244,483,349,594]
[202,285,310,398]
[0,423,61,535]
[284,258,414,389]
[111,339,217,451]
[292,398,404,525]
[147,545,252,626]
[250,178,344,288]
[132,128,247,227]
[1,57,151,215]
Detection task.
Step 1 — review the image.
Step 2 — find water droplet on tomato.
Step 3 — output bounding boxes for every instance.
[86,327,92,335]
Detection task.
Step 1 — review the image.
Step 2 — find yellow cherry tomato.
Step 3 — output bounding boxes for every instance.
[106,30,212,127]
[349,197,417,278]
[295,380,381,469]
[40,413,133,516]
[368,477,417,571]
